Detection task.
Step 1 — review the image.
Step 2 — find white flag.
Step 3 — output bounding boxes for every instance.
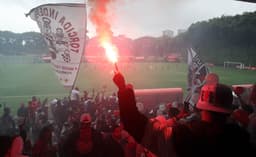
[26,3,86,87]
[188,48,209,91]
[185,48,209,106]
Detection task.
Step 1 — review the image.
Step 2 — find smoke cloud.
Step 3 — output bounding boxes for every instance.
[88,0,117,41]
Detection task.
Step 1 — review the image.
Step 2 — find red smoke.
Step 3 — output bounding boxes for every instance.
[88,0,119,63]
[88,0,116,41]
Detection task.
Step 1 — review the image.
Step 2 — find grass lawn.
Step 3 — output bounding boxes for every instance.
[0,62,255,115]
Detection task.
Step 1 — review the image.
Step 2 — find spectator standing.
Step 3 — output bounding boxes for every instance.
[17,103,28,118]
[83,90,90,101]
[104,124,125,157]
[0,107,16,136]
[32,125,57,157]
[113,72,254,157]
[70,87,80,107]
[61,113,105,157]
[166,104,180,127]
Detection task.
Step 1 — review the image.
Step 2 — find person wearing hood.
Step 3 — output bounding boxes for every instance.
[113,72,254,157]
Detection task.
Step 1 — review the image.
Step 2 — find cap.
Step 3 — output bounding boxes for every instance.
[197,83,233,114]
[80,113,92,123]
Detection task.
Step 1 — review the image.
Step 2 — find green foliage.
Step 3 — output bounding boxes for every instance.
[1,11,256,65]
[177,11,256,65]
[0,31,48,55]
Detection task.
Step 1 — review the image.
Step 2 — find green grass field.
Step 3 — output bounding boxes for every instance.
[0,62,256,115]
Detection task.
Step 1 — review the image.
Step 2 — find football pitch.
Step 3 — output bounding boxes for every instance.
[0,62,256,115]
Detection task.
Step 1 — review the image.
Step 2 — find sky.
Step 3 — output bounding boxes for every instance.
[0,0,256,39]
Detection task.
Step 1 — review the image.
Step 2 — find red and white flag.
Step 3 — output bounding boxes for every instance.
[26,3,86,87]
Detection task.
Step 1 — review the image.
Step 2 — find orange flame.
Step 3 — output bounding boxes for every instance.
[101,40,118,63]
[88,0,119,64]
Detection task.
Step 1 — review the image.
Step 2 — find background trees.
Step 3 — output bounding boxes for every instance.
[0,11,256,65]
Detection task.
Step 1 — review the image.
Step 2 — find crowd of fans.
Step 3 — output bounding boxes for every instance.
[0,86,153,157]
[0,73,256,157]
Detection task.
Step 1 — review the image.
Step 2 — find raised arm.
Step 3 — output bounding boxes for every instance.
[113,72,148,142]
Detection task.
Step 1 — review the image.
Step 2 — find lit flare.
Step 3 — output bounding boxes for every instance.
[102,41,118,64]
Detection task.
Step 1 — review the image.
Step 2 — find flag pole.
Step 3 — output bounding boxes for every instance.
[69,3,87,97]
[184,48,192,104]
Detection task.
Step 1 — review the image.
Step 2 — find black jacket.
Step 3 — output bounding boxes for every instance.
[117,86,255,157]
[61,128,105,157]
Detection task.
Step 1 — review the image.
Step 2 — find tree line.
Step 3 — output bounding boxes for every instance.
[0,31,47,55]
[0,11,256,65]
[180,11,256,65]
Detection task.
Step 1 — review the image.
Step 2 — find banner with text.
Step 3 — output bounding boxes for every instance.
[27,3,86,87]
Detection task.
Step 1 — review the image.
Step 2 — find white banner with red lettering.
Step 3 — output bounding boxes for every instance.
[27,3,86,87]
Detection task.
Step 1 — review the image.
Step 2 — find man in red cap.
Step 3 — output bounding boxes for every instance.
[113,72,254,157]
[61,113,105,157]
